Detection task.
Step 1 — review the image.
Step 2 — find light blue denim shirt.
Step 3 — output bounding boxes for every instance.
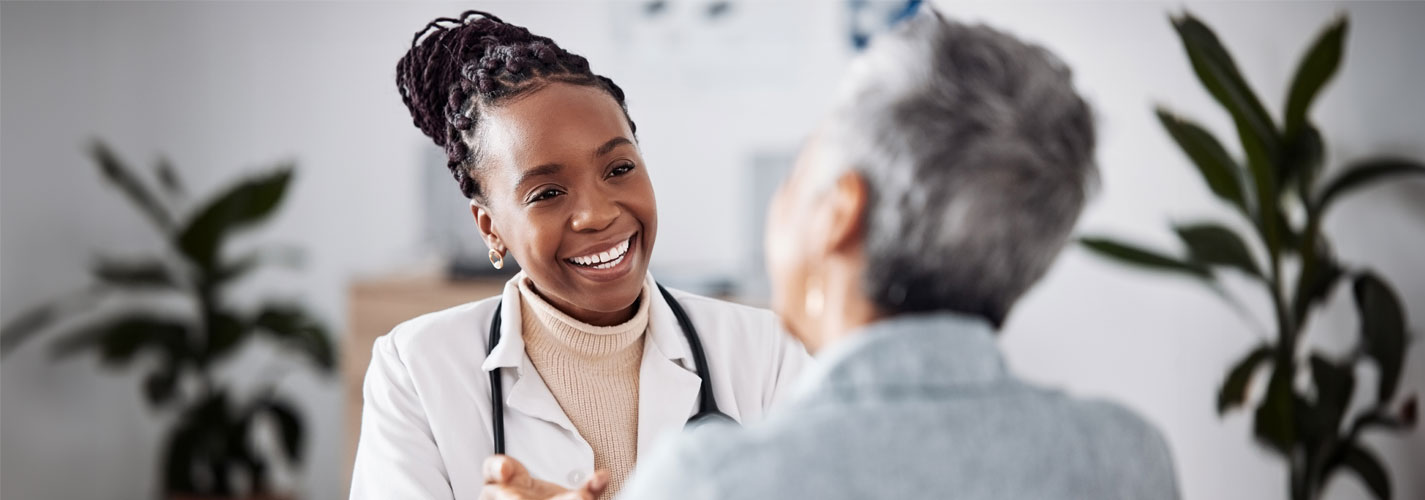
[620,312,1179,500]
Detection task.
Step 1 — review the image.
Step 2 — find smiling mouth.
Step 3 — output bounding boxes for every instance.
[565,235,633,270]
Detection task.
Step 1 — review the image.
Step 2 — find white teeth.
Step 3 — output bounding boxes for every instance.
[592,254,624,269]
[568,237,631,268]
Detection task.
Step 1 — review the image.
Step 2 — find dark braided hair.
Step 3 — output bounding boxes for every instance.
[396,11,636,200]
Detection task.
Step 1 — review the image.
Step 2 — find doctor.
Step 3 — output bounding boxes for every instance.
[349,11,808,500]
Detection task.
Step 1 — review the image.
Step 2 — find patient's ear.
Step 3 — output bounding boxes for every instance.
[471,200,504,253]
[822,171,869,256]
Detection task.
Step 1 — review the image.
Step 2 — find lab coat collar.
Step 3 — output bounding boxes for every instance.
[478,271,702,446]
[644,273,693,366]
[479,273,577,435]
[479,274,530,372]
[480,272,692,372]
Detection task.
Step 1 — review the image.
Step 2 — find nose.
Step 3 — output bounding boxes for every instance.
[569,191,620,233]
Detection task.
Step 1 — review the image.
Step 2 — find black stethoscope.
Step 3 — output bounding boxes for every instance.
[486,283,734,455]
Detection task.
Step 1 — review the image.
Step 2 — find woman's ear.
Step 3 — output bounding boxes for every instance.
[823,171,869,256]
[471,200,504,254]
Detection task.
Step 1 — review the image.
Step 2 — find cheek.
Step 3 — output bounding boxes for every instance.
[507,210,565,268]
[627,175,658,239]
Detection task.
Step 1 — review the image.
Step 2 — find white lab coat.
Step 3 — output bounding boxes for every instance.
[350,272,809,499]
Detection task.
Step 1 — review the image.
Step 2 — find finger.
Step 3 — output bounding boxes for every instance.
[480,485,532,500]
[580,470,610,498]
[482,455,506,484]
[551,489,597,500]
[483,455,516,485]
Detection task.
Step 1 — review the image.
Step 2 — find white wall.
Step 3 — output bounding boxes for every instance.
[1,2,1421,500]
[971,3,1425,500]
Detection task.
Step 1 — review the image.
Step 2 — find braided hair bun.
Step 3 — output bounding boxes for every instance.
[395,11,635,199]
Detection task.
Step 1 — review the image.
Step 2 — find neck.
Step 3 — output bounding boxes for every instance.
[804,263,885,354]
[528,283,639,327]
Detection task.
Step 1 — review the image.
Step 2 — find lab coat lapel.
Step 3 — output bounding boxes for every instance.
[481,274,578,435]
[636,277,702,458]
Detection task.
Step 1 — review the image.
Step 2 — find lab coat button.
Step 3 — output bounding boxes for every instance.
[567,470,585,486]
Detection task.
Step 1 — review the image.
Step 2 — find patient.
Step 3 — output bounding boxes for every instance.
[483,8,1179,500]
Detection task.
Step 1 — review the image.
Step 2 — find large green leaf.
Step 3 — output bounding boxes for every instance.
[214,246,306,285]
[90,140,174,232]
[176,166,294,271]
[1174,222,1261,277]
[1156,108,1248,211]
[1218,344,1273,414]
[1171,13,1282,169]
[1353,272,1407,403]
[51,314,190,367]
[1292,252,1343,325]
[1079,237,1210,279]
[1241,124,1282,257]
[1276,211,1302,252]
[1315,158,1425,214]
[1306,353,1355,441]
[1402,396,1418,428]
[202,311,249,364]
[0,288,103,357]
[1283,17,1348,139]
[253,303,335,372]
[1284,123,1326,193]
[155,156,185,197]
[215,253,263,285]
[1254,362,1296,454]
[92,256,177,289]
[143,362,181,407]
[1339,443,1392,500]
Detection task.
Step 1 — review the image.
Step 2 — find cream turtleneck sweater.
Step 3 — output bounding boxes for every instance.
[517,278,648,498]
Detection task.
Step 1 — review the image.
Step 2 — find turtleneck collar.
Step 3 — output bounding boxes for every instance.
[517,277,650,360]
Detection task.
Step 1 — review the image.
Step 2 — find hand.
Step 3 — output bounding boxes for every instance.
[480,455,610,500]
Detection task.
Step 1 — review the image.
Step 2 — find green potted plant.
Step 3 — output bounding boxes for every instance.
[1081,12,1421,500]
[1,141,334,499]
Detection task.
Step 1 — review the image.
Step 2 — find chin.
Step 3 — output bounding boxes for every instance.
[582,266,647,311]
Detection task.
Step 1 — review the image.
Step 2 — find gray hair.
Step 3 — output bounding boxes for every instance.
[816,10,1096,327]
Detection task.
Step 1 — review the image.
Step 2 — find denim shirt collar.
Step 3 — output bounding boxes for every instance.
[792,311,1008,401]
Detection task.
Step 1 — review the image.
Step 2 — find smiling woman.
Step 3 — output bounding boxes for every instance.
[349,11,809,500]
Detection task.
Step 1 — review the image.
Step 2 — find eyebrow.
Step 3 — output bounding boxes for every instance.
[593,137,634,159]
[514,163,564,191]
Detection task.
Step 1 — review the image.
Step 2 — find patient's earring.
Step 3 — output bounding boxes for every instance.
[488,249,505,270]
[805,278,824,317]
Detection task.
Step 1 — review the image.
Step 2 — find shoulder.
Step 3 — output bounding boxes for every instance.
[1050,392,1179,494]
[376,295,501,362]
[662,288,783,346]
[1063,396,1173,454]
[666,288,779,324]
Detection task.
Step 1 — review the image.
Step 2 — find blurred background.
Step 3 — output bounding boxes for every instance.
[2,1,1422,499]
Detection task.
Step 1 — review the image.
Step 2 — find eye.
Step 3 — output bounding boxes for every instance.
[530,188,564,203]
[608,162,636,178]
